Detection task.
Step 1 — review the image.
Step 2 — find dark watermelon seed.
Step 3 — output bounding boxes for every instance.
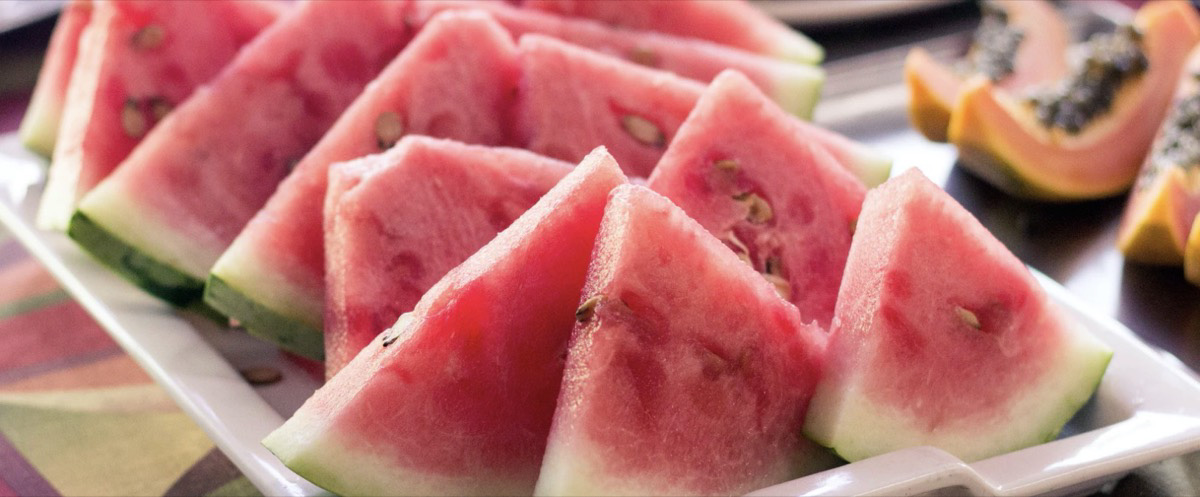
[576,295,602,323]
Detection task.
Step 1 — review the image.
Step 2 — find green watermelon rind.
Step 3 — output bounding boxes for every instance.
[19,100,61,159]
[771,65,825,120]
[205,274,324,361]
[67,210,205,306]
[803,332,1112,463]
[845,151,893,189]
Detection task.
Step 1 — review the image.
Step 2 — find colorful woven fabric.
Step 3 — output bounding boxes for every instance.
[0,231,258,497]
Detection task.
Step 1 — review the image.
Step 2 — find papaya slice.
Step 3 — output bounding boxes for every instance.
[1118,45,1200,265]
[948,1,1200,201]
[906,0,1069,142]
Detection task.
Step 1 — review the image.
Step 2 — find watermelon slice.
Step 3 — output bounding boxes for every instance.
[413,0,824,118]
[323,136,572,377]
[69,0,414,306]
[263,148,628,496]
[206,10,519,359]
[804,169,1112,463]
[516,34,705,178]
[648,70,867,330]
[19,0,92,158]
[519,0,823,64]
[37,0,283,230]
[534,185,830,496]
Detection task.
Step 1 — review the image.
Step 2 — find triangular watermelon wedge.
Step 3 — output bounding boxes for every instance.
[69,0,414,306]
[520,0,824,64]
[648,70,867,330]
[515,34,706,178]
[37,0,283,230]
[19,0,92,158]
[206,10,520,359]
[263,148,627,496]
[413,0,824,118]
[535,185,832,496]
[323,136,573,377]
[804,169,1112,463]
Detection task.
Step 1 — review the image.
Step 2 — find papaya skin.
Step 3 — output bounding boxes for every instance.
[905,0,1068,143]
[1185,214,1200,285]
[948,1,1200,201]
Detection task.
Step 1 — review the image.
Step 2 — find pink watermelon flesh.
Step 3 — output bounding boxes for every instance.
[324,136,572,377]
[647,70,866,330]
[38,0,282,230]
[262,149,628,496]
[71,0,414,304]
[19,0,93,158]
[207,10,520,359]
[804,169,1112,463]
[412,0,824,117]
[519,0,823,64]
[535,185,829,496]
[516,34,705,178]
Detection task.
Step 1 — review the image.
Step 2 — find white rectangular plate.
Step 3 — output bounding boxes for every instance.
[4,128,1200,497]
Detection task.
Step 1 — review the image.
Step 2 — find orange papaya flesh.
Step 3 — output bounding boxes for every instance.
[906,0,1068,143]
[948,1,1200,201]
[1118,46,1200,265]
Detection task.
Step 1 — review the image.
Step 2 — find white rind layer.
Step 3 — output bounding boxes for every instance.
[264,397,532,497]
[210,236,322,329]
[805,309,1113,463]
[769,64,825,119]
[77,179,215,279]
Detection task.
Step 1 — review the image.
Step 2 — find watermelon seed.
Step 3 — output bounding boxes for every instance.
[148,97,172,122]
[131,25,166,50]
[714,159,739,172]
[576,295,602,323]
[722,232,753,266]
[956,306,982,329]
[121,99,147,139]
[763,257,792,300]
[733,192,773,224]
[628,46,659,67]
[621,115,665,148]
[375,111,405,150]
[849,217,858,234]
[239,366,282,386]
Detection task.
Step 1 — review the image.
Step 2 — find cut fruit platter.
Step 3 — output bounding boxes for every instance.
[4,1,1200,496]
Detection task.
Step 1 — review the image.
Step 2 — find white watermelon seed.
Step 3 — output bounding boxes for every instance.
[734,192,773,224]
[121,99,147,139]
[722,232,753,266]
[132,25,165,50]
[375,111,405,150]
[763,257,792,300]
[714,159,739,172]
[621,115,665,148]
[956,306,982,329]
